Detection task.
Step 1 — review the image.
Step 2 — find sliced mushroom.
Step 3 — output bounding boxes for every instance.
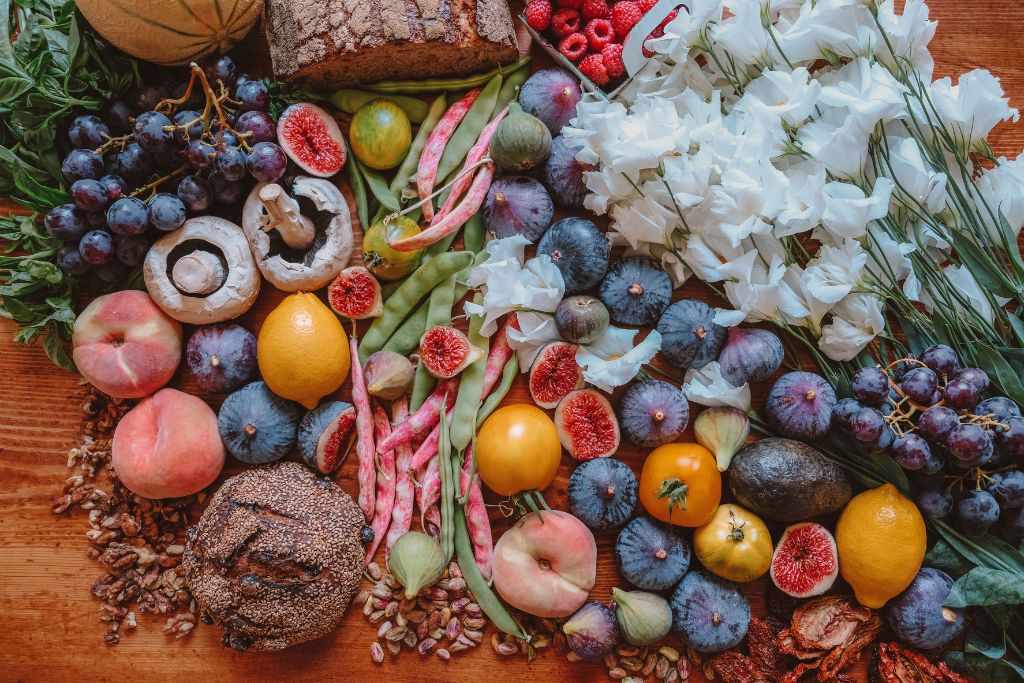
[241,176,353,292]
[143,216,260,324]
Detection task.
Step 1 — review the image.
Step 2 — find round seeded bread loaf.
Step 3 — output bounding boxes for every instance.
[183,462,369,651]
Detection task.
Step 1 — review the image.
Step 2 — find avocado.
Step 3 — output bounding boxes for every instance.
[728,438,853,521]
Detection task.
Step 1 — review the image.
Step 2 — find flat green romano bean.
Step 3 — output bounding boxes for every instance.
[476,354,518,428]
[380,298,429,356]
[454,504,528,639]
[366,57,530,94]
[409,274,457,410]
[329,90,430,123]
[463,211,487,255]
[390,95,447,201]
[439,408,455,563]
[356,158,401,212]
[359,251,474,361]
[434,74,503,190]
[344,153,370,229]
[496,67,529,107]
[450,296,488,452]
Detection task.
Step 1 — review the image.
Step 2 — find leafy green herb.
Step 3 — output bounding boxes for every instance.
[945,652,1024,683]
[924,539,973,577]
[946,567,1024,608]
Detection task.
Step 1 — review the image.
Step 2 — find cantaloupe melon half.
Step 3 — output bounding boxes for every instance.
[75,0,262,66]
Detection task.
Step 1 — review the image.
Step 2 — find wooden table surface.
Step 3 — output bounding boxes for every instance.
[3,3,1024,681]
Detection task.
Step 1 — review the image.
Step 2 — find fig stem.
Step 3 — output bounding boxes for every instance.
[656,477,689,523]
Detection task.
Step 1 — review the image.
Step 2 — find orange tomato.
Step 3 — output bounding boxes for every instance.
[475,404,562,497]
[639,443,722,527]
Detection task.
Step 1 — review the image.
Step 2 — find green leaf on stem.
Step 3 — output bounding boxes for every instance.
[1008,313,1024,346]
[945,652,1024,683]
[975,344,1024,406]
[945,231,1018,298]
[924,539,973,577]
[946,567,1024,608]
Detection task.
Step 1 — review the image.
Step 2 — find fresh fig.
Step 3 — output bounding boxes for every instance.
[769,522,838,598]
[328,266,383,319]
[764,371,836,440]
[186,324,257,394]
[363,350,415,400]
[489,103,552,173]
[529,341,585,409]
[612,588,673,646]
[615,516,691,590]
[555,388,621,461]
[518,68,583,135]
[483,176,554,243]
[598,257,673,326]
[217,381,303,464]
[670,569,751,653]
[277,103,346,177]
[555,295,609,345]
[544,135,594,209]
[617,380,689,448]
[657,300,726,370]
[418,325,483,379]
[537,217,610,294]
[694,407,750,472]
[562,601,618,661]
[886,568,965,650]
[568,458,638,531]
[297,400,357,473]
[717,327,784,386]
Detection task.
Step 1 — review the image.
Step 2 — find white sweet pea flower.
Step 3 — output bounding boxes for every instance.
[976,153,1024,239]
[610,193,684,250]
[796,108,874,180]
[887,137,947,214]
[682,361,752,412]
[576,328,662,393]
[803,238,869,305]
[819,177,894,238]
[774,159,827,237]
[682,230,753,283]
[721,251,810,324]
[923,69,1020,153]
[819,293,886,361]
[713,1,772,66]
[782,264,835,333]
[864,225,916,286]
[737,68,822,126]
[817,58,908,126]
[506,312,561,369]
[918,265,1004,325]
[874,0,937,80]
[774,0,881,63]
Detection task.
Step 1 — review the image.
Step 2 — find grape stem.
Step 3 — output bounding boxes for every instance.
[156,64,253,153]
[95,132,133,155]
[129,164,187,199]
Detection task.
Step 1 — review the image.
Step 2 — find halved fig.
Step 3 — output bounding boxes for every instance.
[770,522,838,598]
[555,388,621,461]
[530,341,585,409]
[419,325,483,379]
[277,103,347,177]
[298,400,357,473]
[328,266,383,319]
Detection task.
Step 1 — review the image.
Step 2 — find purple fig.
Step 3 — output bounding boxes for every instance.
[717,327,784,385]
[483,176,554,242]
[562,601,618,661]
[764,371,836,440]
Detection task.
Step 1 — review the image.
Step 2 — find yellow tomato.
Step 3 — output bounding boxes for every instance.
[475,404,561,497]
[639,443,721,527]
[693,504,773,583]
[362,217,423,281]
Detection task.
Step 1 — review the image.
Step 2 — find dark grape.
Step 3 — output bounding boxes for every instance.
[148,193,187,232]
[1002,506,1024,539]
[106,197,149,236]
[976,397,1022,421]
[210,173,245,205]
[918,406,960,444]
[995,416,1024,458]
[170,81,203,110]
[70,179,110,213]
[851,367,890,405]
[946,423,993,462]
[235,110,276,144]
[98,175,129,202]
[86,211,107,228]
[114,234,150,267]
[956,490,1000,536]
[247,142,287,182]
[95,259,128,284]
[833,398,862,428]
[943,378,981,410]
[215,130,239,148]
[103,100,135,134]
[44,204,88,241]
[68,115,110,149]
[134,111,174,153]
[915,487,953,519]
[216,146,247,181]
[234,73,254,90]
[234,80,269,112]
[900,367,938,403]
[919,447,946,475]
[892,433,931,471]
[117,142,154,180]
[177,175,213,213]
[987,470,1024,509]
[172,110,205,143]
[153,147,187,172]
[79,229,114,265]
[202,55,236,86]
[62,149,104,182]
[132,85,170,111]
[954,367,990,392]
[921,344,961,377]
[850,407,885,443]
[186,139,216,168]
[57,244,91,275]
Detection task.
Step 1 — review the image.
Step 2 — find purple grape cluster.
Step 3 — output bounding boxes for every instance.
[833,344,1024,539]
[43,55,287,282]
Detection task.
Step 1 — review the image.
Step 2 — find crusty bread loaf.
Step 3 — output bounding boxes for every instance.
[264,0,520,87]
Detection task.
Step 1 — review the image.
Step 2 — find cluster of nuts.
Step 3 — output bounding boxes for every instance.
[589,644,696,682]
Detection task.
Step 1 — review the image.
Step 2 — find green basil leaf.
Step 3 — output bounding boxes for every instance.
[1008,313,1024,346]
[42,327,75,372]
[976,344,1024,406]
[924,539,973,577]
[12,164,65,209]
[945,652,1024,683]
[946,567,1024,608]
[0,75,32,101]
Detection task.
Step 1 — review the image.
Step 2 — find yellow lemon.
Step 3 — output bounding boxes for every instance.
[258,292,350,409]
[835,483,926,609]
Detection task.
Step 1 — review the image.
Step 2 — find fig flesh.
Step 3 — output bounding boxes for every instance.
[555,295,609,345]
[670,569,751,653]
[519,69,582,135]
[544,135,594,209]
[717,327,784,386]
[483,176,554,243]
[657,300,726,370]
[529,341,584,409]
[297,400,357,473]
[186,323,257,394]
[770,522,838,598]
[555,389,621,461]
[328,266,383,319]
[277,103,346,177]
[618,379,689,448]
[598,257,672,326]
[764,371,837,440]
[363,350,414,400]
[418,325,483,379]
[537,217,610,294]
[567,458,638,531]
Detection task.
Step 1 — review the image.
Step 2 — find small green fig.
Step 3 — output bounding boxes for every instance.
[611,587,672,646]
[694,406,751,472]
[387,531,445,599]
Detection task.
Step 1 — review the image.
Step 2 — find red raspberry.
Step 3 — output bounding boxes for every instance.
[524,0,553,31]
[558,0,584,8]
[582,0,610,20]
[611,1,642,37]
[579,53,610,86]
[637,0,657,11]
[558,32,589,61]
[551,8,581,37]
[584,18,615,50]
[601,43,625,78]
